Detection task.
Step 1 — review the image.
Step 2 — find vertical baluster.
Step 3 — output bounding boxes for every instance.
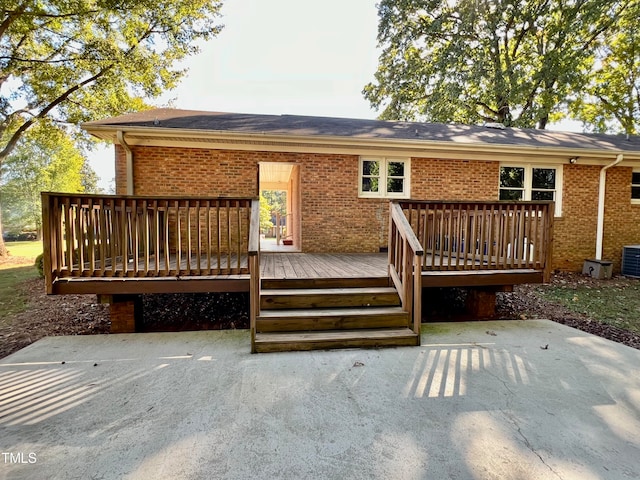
[185,200,192,275]
[152,200,159,275]
[237,200,242,271]
[422,203,430,270]
[496,204,505,269]
[119,198,127,276]
[206,200,212,273]
[53,196,65,276]
[195,200,202,274]
[74,198,83,274]
[479,204,488,269]
[142,199,149,275]
[175,200,181,275]
[131,198,138,275]
[62,197,72,274]
[110,198,117,276]
[226,200,232,274]
[454,203,463,270]
[163,200,170,275]
[86,197,95,274]
[97,198,105,276]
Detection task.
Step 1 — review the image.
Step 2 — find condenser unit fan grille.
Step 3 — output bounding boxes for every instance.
[622,245,640,278]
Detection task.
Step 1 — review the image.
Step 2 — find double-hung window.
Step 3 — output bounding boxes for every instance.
[633,169,640,204]
[499,164,562,216]
[359,157,410,198]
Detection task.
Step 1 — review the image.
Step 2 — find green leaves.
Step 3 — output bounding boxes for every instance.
[364,0,632,130]
[570,1,640,134]
[1,124,90,234]
[0,0,223,159]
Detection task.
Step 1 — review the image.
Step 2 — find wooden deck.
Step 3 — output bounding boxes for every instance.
[42,194,553,353]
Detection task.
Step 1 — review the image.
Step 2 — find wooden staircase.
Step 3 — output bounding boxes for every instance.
[253,277,420,353]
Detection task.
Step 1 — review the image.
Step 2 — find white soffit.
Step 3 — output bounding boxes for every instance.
[260,162,293,189]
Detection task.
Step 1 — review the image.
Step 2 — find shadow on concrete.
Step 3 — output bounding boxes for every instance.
[1,322,638,479]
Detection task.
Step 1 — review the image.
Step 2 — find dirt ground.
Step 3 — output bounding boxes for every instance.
[1,266,639,360]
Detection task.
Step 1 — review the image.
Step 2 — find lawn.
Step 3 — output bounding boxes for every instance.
[2,240,42,263]
[537,276,640,334]
[0,241,42,323]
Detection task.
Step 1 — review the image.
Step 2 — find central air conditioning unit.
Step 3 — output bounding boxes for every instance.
[622,245,640,278]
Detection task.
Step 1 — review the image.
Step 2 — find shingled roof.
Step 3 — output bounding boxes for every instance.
[83,108,640,156]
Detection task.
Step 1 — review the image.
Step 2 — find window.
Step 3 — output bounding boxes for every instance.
[499,164,562,216]
[359,157,410,198]
[633,169,640,204]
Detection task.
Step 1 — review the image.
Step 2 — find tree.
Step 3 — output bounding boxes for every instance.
[1,125,90,239]
[80,158,102,194]
[0,0,223,255]
[261,190,286,216]
[364,0,632,129]
[259,194,274,232]
[569,2,640,134]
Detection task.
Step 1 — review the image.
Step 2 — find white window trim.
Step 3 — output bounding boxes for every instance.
[499,163,563,217]
[358,157,411,199]
[632,168,640,205]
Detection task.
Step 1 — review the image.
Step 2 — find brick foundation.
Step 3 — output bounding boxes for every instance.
[109,295,138,333]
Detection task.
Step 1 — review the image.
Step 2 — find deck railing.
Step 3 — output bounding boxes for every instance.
[42,193,258,292]
[399,201,554,280]
[389,202,424,335]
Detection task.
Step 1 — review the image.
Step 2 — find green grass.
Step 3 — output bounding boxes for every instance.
[539,280,640,334]
[0,241,42,325]
[0,265,38,323]
[3,241,42,264]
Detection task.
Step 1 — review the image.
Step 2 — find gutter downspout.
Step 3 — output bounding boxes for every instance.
[595,153,624,260]
[117,130,134,195]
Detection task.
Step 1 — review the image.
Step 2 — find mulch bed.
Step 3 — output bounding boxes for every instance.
[0,277,111,359]
[1,271,639,360]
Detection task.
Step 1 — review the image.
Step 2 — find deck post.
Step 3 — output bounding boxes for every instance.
[109,295,139,333]
[465,287,497,318]
[41,193,54,294]
[249,199,261,353]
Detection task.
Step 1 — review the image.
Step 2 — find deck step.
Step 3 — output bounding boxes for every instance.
[260,287,400,310]
[256,307,409,332]
[253,328,420,353]
[261,277,389,290]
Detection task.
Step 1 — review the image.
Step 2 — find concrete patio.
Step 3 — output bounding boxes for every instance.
[1,320,639,480]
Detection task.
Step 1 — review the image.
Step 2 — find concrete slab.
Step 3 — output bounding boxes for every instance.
[1,320,639,480]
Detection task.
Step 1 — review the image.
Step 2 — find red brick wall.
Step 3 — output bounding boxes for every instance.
[411,158,498,200]
[553,164,600,270]
[121,146,387,252]
[603,166,640,268]
[113,145,640,271]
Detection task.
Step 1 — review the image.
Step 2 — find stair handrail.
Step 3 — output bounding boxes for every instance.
[249,199,261,353]
[389,201,424,336]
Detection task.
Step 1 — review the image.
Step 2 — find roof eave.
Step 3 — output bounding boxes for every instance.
[82,124,640,163]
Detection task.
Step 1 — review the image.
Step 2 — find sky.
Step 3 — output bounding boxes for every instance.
[89,0,381,188]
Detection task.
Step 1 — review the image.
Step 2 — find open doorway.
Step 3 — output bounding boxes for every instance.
[259,162,300,252]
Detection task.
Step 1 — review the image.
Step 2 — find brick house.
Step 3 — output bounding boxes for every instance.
[84,108,640,273]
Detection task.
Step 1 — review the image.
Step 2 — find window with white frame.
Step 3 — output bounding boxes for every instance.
[359,157,410,198]
[632,169,640,203]
[499,164,562,216]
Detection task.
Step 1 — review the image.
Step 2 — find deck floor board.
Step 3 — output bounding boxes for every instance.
[259,253,388,279]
